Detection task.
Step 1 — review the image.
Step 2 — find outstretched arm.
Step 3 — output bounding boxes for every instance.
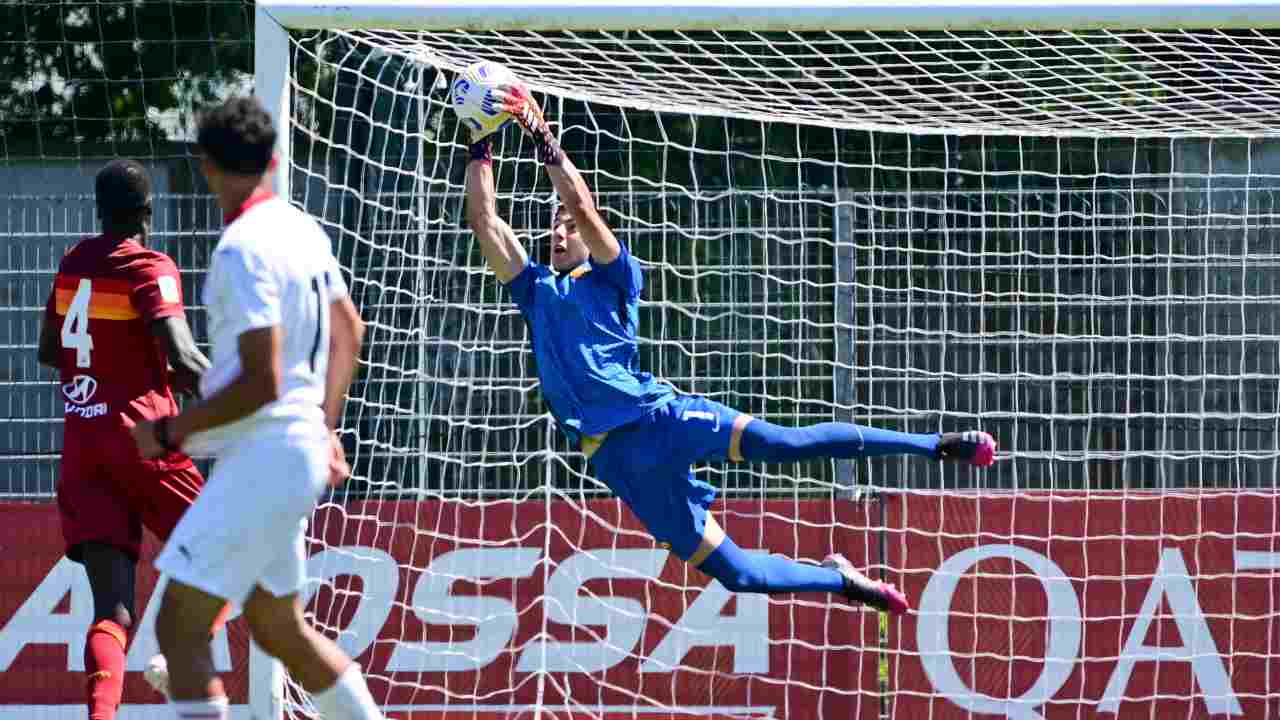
[499,85,621,265]
[465,136,528,284]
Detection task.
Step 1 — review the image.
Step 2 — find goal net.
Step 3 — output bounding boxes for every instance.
[269,8,1280,720]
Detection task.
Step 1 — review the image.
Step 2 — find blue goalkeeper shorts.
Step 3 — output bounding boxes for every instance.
[588,394,742,560]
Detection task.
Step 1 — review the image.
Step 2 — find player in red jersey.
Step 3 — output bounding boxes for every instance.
[37,159,212,720]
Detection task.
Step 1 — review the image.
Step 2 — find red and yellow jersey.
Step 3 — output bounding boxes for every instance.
[45,233,187,448]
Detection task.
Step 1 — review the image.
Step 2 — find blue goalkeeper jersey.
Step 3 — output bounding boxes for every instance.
[505,242,675,445]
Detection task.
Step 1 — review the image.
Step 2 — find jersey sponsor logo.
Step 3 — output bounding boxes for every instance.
[61,374,97,404]
[64,402,108,419]
[61,374,106,418]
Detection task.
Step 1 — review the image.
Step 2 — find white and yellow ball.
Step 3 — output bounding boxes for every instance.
[450,60,517,137]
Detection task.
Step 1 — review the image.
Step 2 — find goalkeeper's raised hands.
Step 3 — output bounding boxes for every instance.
[494,83,563,166]
[492,79,620,264]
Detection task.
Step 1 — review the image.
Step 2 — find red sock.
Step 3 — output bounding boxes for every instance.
[85,619,127,720]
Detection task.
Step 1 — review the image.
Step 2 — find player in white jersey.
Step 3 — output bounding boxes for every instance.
[125,97,382,720]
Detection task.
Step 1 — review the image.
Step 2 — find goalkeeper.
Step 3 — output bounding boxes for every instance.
[464,83,997,615]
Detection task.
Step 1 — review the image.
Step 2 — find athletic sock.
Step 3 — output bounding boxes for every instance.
[740,419,939,463]
[86,619,128,720]
[698,534,846,594]
[170,696,229,720]
[312,663,383,720]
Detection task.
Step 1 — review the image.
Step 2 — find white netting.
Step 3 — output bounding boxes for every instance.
[351,28,1280,137]
[282,25,1280,720]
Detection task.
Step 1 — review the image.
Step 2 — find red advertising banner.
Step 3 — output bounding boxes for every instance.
[887,491,1280,719]
[2,493,1277,719]
[0,499,882,719]
[302,497,883,719]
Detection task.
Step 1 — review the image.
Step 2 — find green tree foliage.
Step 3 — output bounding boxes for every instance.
[0,1,252,156]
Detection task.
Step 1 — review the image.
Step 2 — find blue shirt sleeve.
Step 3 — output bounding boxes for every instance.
[504,259,541,310]
[588,242,644,299]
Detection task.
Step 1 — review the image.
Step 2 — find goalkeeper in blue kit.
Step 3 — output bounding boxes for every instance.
[463,83,998,615]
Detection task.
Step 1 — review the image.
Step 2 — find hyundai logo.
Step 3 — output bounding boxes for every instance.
[62,374,98,405]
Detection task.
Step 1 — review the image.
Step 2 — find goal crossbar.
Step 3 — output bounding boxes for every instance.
[260,0,1280,31]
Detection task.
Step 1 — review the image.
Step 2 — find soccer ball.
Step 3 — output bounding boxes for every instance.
[450,60,517,137]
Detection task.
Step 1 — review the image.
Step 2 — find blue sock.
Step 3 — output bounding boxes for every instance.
[739,419,939,463]
[697,534,845,594]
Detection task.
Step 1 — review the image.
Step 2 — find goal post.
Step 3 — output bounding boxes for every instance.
[252,3,1280,719]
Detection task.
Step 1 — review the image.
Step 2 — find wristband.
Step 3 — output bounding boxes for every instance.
[468,137,492,164]
[155,416,181,453]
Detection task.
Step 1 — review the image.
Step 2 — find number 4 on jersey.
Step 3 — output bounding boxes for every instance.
[61,278,94,368]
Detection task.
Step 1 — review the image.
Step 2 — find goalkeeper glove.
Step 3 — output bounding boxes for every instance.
[494,83,563,166]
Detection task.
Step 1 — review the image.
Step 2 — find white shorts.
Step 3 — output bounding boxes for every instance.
[155,419,329,604]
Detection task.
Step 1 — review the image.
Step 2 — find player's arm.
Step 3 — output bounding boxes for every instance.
[499,85,621,264]
[545,156,619,264]
[324,295,364,430]
[128,245,283,457]
[128,326,281,457]
[37,289,59,369]
[321,293,364,487]
[150,317,210,397]
[465,135,528,284]
[130,255,209,395]
[168,326,280,439]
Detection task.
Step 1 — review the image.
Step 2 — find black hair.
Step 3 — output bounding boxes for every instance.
[95,158,152,223]
[196,96,276,175]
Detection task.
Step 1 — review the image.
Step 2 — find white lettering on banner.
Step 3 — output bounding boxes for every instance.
[1098,549,1241,716]
[918,545,1243,719]
[0,558,93,672]
[304,547,399,660]
[1,545,773,679]
[917,544,1082,720]
[388,548,541,672]
[517,548,669,673]
[1236,550,1280,570]
[0,560,234,673]
[640,557,769,673]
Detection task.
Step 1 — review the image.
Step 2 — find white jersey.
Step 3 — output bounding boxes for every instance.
[186,193,347,455]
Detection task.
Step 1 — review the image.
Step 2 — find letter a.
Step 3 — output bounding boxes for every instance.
[1099,548,1241,716]
[0,558,93,671]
